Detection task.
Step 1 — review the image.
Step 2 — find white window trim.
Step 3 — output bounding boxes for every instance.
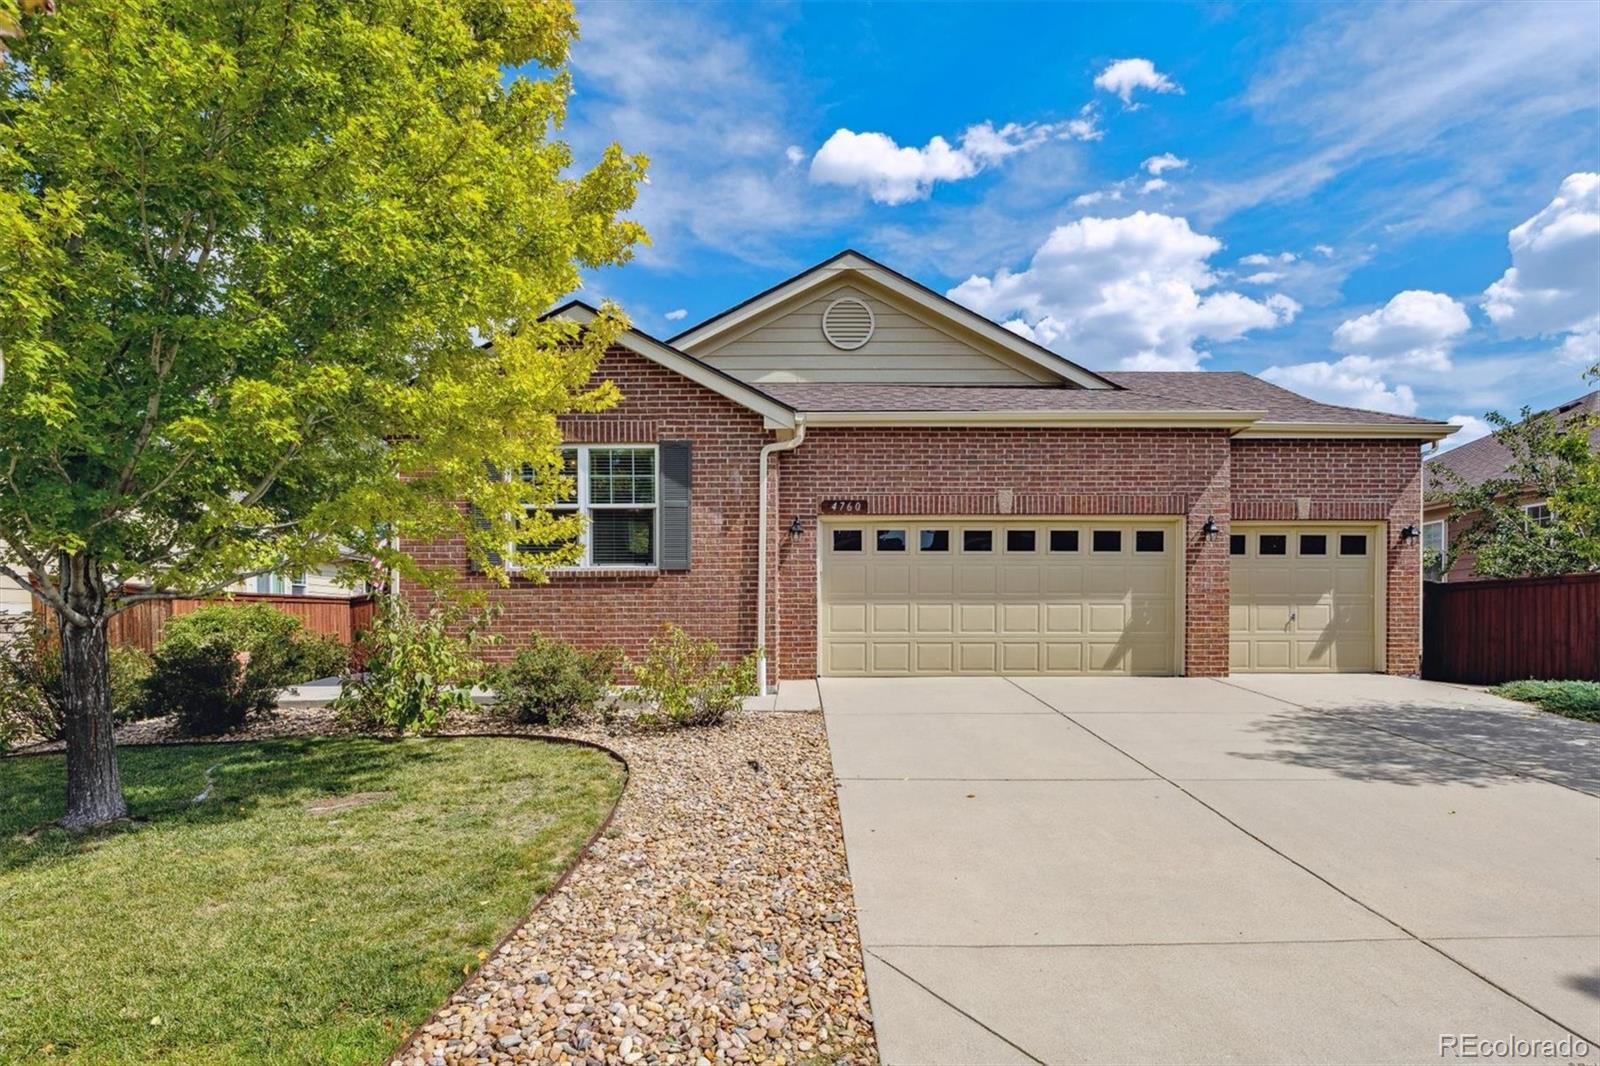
[517,444,660,571]
[1521,500,1554,527]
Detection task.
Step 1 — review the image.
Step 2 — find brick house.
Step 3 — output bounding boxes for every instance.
[1422,390,1599,581]
[401,251,1455,686]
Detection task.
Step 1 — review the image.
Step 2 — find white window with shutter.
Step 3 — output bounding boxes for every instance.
[517,445,658,569]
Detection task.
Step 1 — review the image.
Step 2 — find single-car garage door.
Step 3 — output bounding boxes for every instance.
[820,518,1179,676]
[1230,523,1382,672]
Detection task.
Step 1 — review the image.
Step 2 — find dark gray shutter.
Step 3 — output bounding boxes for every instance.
[659,441,691,571]
[467,461,504,573]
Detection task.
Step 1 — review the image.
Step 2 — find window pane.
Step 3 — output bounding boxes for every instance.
[1006,529,1036,552]
[876,528,907,552]
[589,448,655,504]
[920,529,949,552]
[1049,529,1079,552]
[1339,533,1368,556]
[833,529,863,552]
[1423,522,1445,552]
[522,450,578,504]
[1135,530,1164,552]
[1259,534,1287,556]
[517,505,579,556]
[1299,534,1327,556]
[1092,530,1122,553]
[963,529,993,552]
[591,508,654,565]
[1230,534,1246,556]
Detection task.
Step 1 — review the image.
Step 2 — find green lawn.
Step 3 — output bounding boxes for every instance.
[1489,679,1600,723]
[0,737,624,1065]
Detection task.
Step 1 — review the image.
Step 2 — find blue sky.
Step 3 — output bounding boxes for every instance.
[543,0,1599,447]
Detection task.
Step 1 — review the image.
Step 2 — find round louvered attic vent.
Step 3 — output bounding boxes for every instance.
[821,296,875,350]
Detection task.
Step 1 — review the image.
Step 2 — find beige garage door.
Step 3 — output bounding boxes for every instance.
[820,519,1178,676]
[1230,524,1381,672]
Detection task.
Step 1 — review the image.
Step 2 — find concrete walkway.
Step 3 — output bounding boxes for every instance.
[822,675,1600,1065]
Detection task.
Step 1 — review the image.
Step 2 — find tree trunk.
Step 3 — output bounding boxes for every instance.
[57,552,128,830]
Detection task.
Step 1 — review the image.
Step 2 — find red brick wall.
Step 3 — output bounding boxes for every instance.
[1231,439,1425,674]
[769,427,1233,678]
[399,345,767,665]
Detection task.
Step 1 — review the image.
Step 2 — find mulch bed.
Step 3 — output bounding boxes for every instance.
[15,707,879,1065]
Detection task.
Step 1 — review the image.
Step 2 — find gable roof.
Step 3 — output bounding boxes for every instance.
[1425,390,1600,493]
[1106,371,1458,440]
[668,249,1119,391]
[546,301,796,428]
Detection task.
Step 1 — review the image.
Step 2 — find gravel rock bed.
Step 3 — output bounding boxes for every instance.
[15,708,878,1065]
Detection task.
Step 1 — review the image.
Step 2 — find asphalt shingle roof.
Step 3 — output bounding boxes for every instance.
[1424,391,1600,493]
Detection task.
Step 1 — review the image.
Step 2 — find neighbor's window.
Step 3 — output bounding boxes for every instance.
[519,445,657,568]
[1523,502,1554,528]
[1423,521,1446,554]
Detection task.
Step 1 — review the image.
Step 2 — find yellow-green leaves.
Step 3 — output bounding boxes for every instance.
[0,0,645,604]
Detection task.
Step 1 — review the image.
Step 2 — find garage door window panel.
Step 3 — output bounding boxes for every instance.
[833,529,863,552]
[963,530,994,552]
[1259,534,1287,556]
[1135,530,1165,553]
[1049,529,1080,553]
[1092,530,1122,553]
[919,529,949,552]
[1005,529,1037,552]
[1300,534,1328,556]
[1340,534,1368,556]
[876,529,907,552]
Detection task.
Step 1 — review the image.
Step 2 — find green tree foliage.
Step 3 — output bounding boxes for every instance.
[1431,404,1600,579]
[0,0,645,825]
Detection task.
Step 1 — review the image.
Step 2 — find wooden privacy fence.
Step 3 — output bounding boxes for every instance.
[1422,572,1600,684]
[33,591,379,654]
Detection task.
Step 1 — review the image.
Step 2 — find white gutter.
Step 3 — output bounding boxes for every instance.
[756,416,808,696]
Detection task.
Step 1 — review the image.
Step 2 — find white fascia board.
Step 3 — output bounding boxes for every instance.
[551,304,796,429]
[1235,421,1459,442]
[670,251,1117,390]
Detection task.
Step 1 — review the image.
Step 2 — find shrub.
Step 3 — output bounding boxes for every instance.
[492,635,619,727]
[140,630,281,735]
[0,615,155,740]
[160,604,329,688]
[1489,680,1600,723]
[293,632,350,683]
[333,599,496,734]
[627,623,758,729]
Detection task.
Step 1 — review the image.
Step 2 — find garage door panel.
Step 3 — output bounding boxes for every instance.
[1001,642,1040,672]
[915,603,954,633]
[821,519,1177,677]
[1232,524,1379,674]
[871,603,911,634]
[959,602,997,633]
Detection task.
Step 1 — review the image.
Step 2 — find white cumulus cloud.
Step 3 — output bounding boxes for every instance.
[1142,152,1188,176]
[947,212,1300,371]
[1240,252,1296,266]
[1436,414,1494,451]
[1140,178,1170,195]
[810,116,1102,205]
[784,145,805,166]
[1093,58,1183,104]
[1261,289,1470,416]
[1482,172,1600,362]
[1261,359,1418,415]
[1331,289,1471,373]
[664,308,688,322]
[1240,272,1282,284]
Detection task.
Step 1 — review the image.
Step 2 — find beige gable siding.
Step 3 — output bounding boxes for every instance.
[698,283,1057,385]
[0,572,31,615]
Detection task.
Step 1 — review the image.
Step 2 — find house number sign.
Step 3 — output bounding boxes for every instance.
[821,498,867,514]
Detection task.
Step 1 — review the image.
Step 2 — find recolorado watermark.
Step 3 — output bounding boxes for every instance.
[1440,1033,1593,1060]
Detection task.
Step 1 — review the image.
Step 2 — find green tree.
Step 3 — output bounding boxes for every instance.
[1431,403,1600,579]
[0,0,645,827]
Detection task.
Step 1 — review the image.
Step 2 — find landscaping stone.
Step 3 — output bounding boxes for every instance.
[18,704,876,1064]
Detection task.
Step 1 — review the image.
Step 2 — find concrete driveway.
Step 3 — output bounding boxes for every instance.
[821,675,1600,1065]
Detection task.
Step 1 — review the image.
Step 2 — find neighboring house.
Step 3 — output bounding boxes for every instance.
[1422,390,1600,582]
[400,250,1454,682]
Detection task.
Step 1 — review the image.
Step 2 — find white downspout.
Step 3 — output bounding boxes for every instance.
[757,416,807,696]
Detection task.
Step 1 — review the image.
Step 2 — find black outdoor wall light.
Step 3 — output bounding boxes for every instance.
[788,516,806,538]
[1399,524,1421,541]
[1201,515,1220,537]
